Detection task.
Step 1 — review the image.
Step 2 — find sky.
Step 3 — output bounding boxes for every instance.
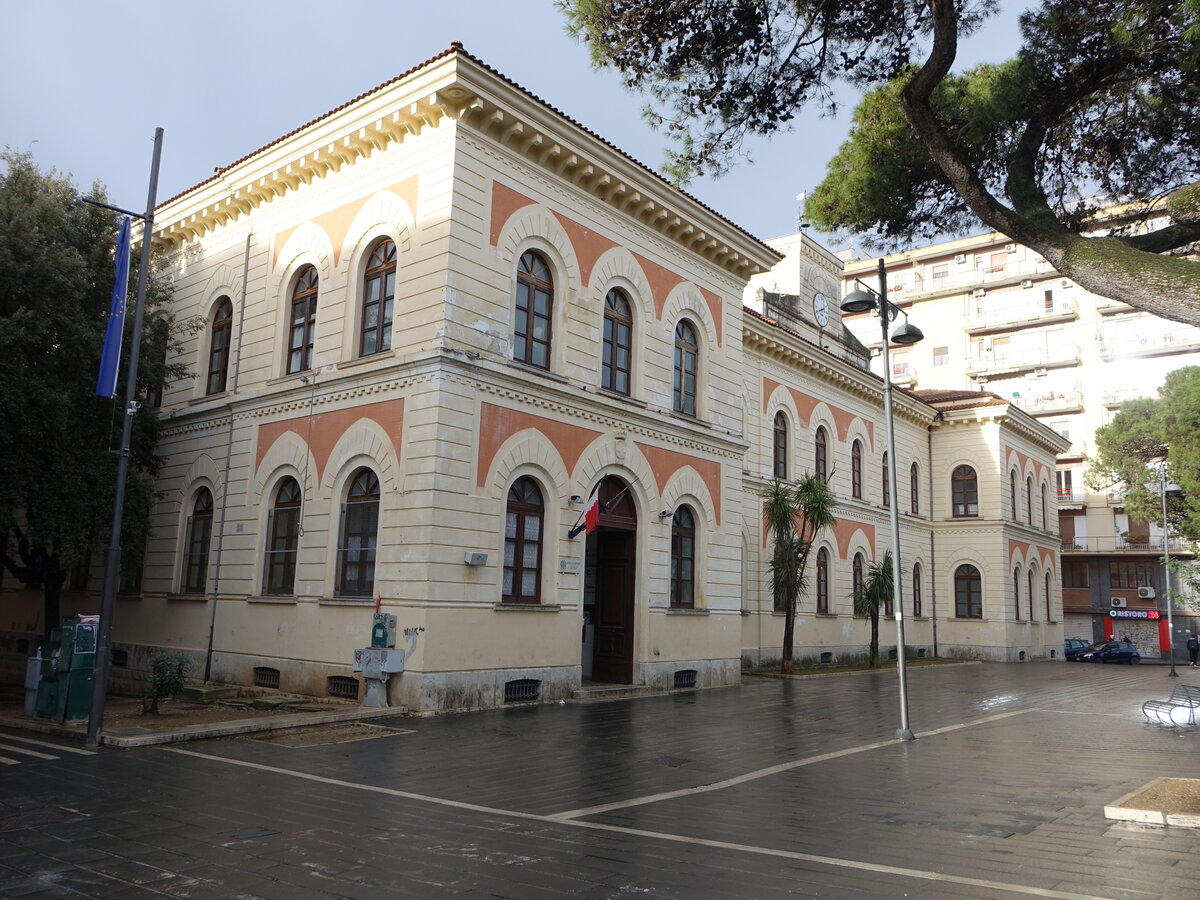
[3,1,1025,246]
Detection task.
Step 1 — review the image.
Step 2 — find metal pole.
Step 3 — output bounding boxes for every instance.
[85,128,164,750]
[877,258,914,741]
[1161,460,1178,677]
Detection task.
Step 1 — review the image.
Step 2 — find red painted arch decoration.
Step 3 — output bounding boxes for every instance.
[476,403,602,489]
[255,398,405,484]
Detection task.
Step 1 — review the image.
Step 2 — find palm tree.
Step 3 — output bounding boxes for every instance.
[852,551,894,669]
[763,473,837,674]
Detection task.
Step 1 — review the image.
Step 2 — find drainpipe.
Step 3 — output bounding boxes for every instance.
[927,422,938,658]
[204,230,253,683]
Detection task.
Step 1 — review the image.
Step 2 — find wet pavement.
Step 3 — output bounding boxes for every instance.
[0,661,1197,898]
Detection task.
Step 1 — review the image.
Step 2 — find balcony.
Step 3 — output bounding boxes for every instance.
[1061,536,1193,554]
[965,343,1081,377]
[1096,296,1134,316]
[1099,326,1200,359]
[1102,387,1149,409]
[890,361,917,386]
[1010,387,1083,416]
[965,299,1078,335]
[1056,489,1086,506]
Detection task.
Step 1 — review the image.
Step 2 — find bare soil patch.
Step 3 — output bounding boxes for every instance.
[1116,778,1200,815]
[246,722,412,747]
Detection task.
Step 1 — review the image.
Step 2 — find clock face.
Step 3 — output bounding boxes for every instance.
[813,292,829,327]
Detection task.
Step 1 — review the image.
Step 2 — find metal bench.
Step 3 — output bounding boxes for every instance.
[1142,683,1200,726]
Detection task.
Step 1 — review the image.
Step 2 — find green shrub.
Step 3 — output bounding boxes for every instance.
[143,653,188,714]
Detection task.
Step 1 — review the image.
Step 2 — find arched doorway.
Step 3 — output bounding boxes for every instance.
[584,475,637,683]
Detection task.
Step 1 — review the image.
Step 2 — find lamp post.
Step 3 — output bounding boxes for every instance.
[1160,458,1178,677]
[841,259,922,741]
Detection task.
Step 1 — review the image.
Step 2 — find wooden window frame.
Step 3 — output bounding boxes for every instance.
[206,297,233,395]
[910,462,920,515]
[503,476,544,603]
[912,564,923,617]
[670,506,696,609]
[601,288,632,395]
[815,426,828,482]
[816,547,830,614]
[263,477,302,596]
[773,413,789,480]
[851,440,862,498]
[952,465,979,517]
[286,267,319,375]
[336,469,379,598]
[673,320,698,416]
[882,452,890,508]
[359,240,396,357]
[514,251,553,369]
[955,564,983,618]
[182,489,214,593]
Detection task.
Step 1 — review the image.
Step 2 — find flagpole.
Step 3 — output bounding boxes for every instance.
[85,128,164,750]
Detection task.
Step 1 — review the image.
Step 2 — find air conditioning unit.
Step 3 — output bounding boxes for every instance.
[1005,243,1017,253]
[1111,597,1127,608]
[1061,279,1072,288]
[972,288,986,298]
[1033,367,1048,377]
[1138,586,1156,599]
[954,254,966,264]
[1021,279,1033,289]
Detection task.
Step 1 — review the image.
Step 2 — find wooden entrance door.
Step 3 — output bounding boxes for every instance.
[589,477,637,684]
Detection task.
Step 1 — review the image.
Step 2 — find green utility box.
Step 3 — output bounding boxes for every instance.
[34,615,98,723]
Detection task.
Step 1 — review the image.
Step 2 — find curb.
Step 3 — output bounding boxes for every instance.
[0,705,408,749]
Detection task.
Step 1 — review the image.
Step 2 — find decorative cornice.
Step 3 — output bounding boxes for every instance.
[149,47,781,282]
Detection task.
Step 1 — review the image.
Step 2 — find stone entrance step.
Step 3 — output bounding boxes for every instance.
[571,683,658,702]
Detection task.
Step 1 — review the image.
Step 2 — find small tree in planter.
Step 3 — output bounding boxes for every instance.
[143,653,188,714]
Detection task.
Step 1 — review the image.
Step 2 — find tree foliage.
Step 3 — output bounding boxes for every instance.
[1089,367,1200,542]
[852,551,893,669]
[762,473,837,674]
[0,150,186,638]
[561,0,1200,325]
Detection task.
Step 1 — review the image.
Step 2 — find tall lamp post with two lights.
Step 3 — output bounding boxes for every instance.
[841,259,923,741]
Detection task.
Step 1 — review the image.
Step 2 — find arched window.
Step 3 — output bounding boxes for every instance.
[182,488,214,593]
[503,476,544,603]
[852,552,864,614]
[773,412,789,480]
[263,477,302,595]
[955,564,982,618]
[1013,567,1022,620]
[514,250,552,368]
[816,547,830,613]
[882,452,890,508]
[912,563,923,617]
[287,267,318,374]
[910,462,920,515]
[815,426,828,482]
[1028,569,1036,620]
[851,440,862,498]
[673,320,698,415]
[206,297,233,395]
[1010,469,1018,520]
[1045,572,1053,621]
[1026,475,1034,524]
[601,288,632,394]
[952,465,978,517]
[1041,484,1048,529]
[336,469,379,597]
[360,239,396,357]
[671,506,696,608]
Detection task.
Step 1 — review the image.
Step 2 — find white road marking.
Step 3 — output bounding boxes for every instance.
[0,743,58,760]
[0,756,19,766]
[0,734,96,755]
[161,707,1118,900]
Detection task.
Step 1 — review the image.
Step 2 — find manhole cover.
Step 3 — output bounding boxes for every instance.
[247,722,411,748]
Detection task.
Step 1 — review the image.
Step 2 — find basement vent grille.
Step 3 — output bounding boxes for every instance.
[917,648,927,659]
[504,678,540,703]
[111,648,128,668]
[254,667,281,689]
[888,648,898,661]
[819,651,833,664]
[673,669,697,689]
[327,675,359,700]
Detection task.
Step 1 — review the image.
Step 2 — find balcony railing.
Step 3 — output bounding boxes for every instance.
[965,343,1081,375]
[1010,388,1083,415]
[1056,489,1086,504]
[1099,325,1200,358]
[1061,536,1192,553]
[1102,387,1149,408]
[965,299,1077,332]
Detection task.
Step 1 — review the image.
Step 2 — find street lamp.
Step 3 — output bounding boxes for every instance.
[1160,458,1179,677]
[842,258,922,741]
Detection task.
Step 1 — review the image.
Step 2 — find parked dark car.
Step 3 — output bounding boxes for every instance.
[1064,638,1091,660]
[1075,640,1140,664]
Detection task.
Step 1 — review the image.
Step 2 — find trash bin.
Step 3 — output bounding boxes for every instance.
[34,615,98,724]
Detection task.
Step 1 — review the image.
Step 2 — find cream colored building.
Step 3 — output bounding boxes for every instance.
[822,230,1200,654]
[1,48,1068,708]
